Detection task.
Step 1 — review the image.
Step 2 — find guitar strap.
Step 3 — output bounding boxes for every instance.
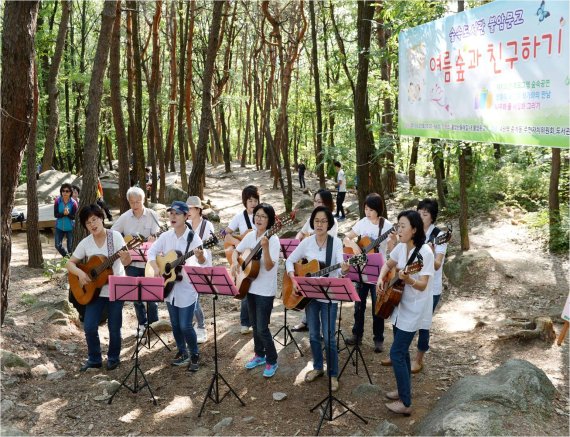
[405,246,421,268]
[243,210,253,230]
[106,230,114,257]
[376,217,385,253]
[323,235,334,277]
[427,226,441,243]
[198,219,208,240]
[183,223,195,256]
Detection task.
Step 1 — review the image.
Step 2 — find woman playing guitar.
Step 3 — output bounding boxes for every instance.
[66,204,131,372]
[285,206,350,392]
[230,203,281,378]
[291,189,337,332]
[224,185,259,334]
[342,193,397,352]
[376,210,434,416]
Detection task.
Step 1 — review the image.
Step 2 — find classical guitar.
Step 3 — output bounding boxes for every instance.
[283,253,368,310]
[233,213,296,299]
[344,224,398,255]
[431,222,452,246]
[124,223,169,244]
[145,235,219,297]
[374,255,423,319]
[69,237,143,305]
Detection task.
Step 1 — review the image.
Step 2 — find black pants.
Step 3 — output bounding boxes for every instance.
[299,174,305,188]
[96,198,113,220]
[336,191,346,218]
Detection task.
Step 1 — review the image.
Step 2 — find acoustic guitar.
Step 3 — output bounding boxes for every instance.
[374,256,423,319]
[344,224,398,255]
[124,223,169,244]
[145,235,219,297]
[233,213,296,299]
[282,253,368,310]
[430,223,453,246]
[69,237,143,305]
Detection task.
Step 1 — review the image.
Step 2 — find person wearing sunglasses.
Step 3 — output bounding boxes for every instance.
[53,183,79,257]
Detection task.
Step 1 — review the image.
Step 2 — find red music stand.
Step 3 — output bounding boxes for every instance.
[107,275,165,406]
[128,241,153,263]
[183,266,246,416]
[274,238,303,356]
[292,276,367,435]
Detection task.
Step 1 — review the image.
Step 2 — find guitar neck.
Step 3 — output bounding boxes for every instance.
[308,261,343,277]
[363,226,394,253]
[96,246,127,275]
[242,223,286,266]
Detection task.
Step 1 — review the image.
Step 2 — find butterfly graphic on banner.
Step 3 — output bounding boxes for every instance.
[537,0,550,23]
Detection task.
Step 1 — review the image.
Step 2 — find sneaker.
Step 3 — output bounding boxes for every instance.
[79,361,102,372]
[345,335,362,346]
[385,390,400,400]
[173,351,182,360]
[187,354,199,372]
[196,328,207,344]
[106,360,120,371]
[263,363,278,378]
[245,355,266,370]
[305,369,324,382]
[240,325,251,335]
[374,340,384,353]
[291,322,308,332]
[171,354,190,366]
[136,324,146,338]
[331,377,339,392]
[381,357,392,366]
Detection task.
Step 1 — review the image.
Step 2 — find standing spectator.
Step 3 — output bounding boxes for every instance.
[334,161,347,221]
[54,183,79,257]
[298,160,306,188]
[96,178,113,221]
[71,185,81,203]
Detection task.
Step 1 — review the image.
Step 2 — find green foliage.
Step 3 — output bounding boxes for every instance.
[526,206,570,252]
[42,257,69,280]
[20,293,38,306]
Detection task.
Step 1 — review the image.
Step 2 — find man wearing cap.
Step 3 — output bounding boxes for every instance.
[186,196,215,344]
[112,187,162,337]
[147,201,207,371]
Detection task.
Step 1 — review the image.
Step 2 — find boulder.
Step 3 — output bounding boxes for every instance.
[294,198,314,210]
[416,359,556,436]
[0,350,30,370]
[375,420,402,436]
[16,170,81,205]
[164,183,188,205]
[443,249,500,287]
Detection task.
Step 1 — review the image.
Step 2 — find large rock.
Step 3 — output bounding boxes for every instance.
[164,183,188,205]
[16,170,81,205]
[294,198,314,211]
[0,350,30,370]
[443,249,500,287]
[416,359,556,436]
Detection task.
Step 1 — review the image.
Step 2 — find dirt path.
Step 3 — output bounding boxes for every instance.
[2,163,568,436]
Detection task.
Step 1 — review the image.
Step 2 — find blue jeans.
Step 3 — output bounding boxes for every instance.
[417,294,441,352]
[125,266,159,326]
[306,300,338,377]
[247,294,278,365]
[166,301,198,357]
[194,297,205,329]
[240,296,250,327]
[83,296,124,365]
[390,325,417,407]
[352,282,385,342]
[55,228,73,257]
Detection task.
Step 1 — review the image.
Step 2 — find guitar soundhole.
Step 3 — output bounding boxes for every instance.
[164,264,171,274]
[89,269,97,278]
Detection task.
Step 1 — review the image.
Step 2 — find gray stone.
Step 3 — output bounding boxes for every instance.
[31,364,50,377]
[212,417,233,433]
[294,198,314,210]
[47,309,68,321]
[1,399,15,414]
[150,319,172,333]
[51,318,69,326]
[374,420,402,436]
[46,370,66,381]
[0,350,30,370]
[16,169,81,204]
[53,299,80,317]
[189,427,210,436]
[443,249,499,287]
[165,183,188,205]
[242,416,255,423]
[204,210,220,223]
[0,426,27,436]
[416,359,557,436]
[351,383,383,397]
[104,380,121,395]
[272,392,287,401]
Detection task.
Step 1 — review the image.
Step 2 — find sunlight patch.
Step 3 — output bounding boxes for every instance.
[119,408,141,423]
[438,299,483,332]
[155,396,193,420]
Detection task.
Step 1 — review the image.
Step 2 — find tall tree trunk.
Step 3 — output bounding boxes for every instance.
[354,0,384,216]
[548,147,562,251]
[42,0,71,171]
[409,136,419,189]
[220,104,231,173]
[72,0,118,248]
[27,62,44,268]
[110,0,130,213]
[126,4,138,186]
[165,2,177,172]
[184,0,197,163]
[309,0,325,188]
[177,0,189,192]
[458,145,470,250]
[72,1,87,173]
[431,139,447,208]
[188,0,224,198]
[1,0,40,325]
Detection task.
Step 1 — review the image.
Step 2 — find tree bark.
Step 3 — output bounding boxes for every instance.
[184,0,197,163]
[409,136,419,189]
[42,0,71,171]
[431,139,447,208]
[188,0,224,198]
[165,2,177,172]
[1,0,40,325]
[458,145,470,250]
[549,147,562,251]
[72,0,118,248]
[110,0,130,213]
[177,0,189,192]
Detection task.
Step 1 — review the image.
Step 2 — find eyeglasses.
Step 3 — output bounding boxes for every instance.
[254,214,269,220]
[85,217,101,226]
[314,219,328,225]
[62,189,71,193]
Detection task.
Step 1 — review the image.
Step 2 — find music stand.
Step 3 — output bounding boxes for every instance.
[107,275,165,405]
[183,266,246,417]
[293,276,367,436]
[338,253,384,384]
[273,239,303,355]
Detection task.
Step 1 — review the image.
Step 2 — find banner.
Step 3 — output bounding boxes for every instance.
[398,0,569,148]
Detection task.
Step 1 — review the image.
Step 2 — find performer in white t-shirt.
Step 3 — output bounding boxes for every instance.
[224,185,259,334]
[342,193,396,352]
[66,204,131,372]
[333,161,347,221]
[231,203,281,378]
[376,210,434,416]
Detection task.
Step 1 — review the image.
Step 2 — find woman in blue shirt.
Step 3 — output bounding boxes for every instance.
[53,183,78,257]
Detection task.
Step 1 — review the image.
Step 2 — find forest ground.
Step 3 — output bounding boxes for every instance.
[2,163,569,436]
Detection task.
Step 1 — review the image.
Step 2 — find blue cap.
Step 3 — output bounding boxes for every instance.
[167,201,189,215]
